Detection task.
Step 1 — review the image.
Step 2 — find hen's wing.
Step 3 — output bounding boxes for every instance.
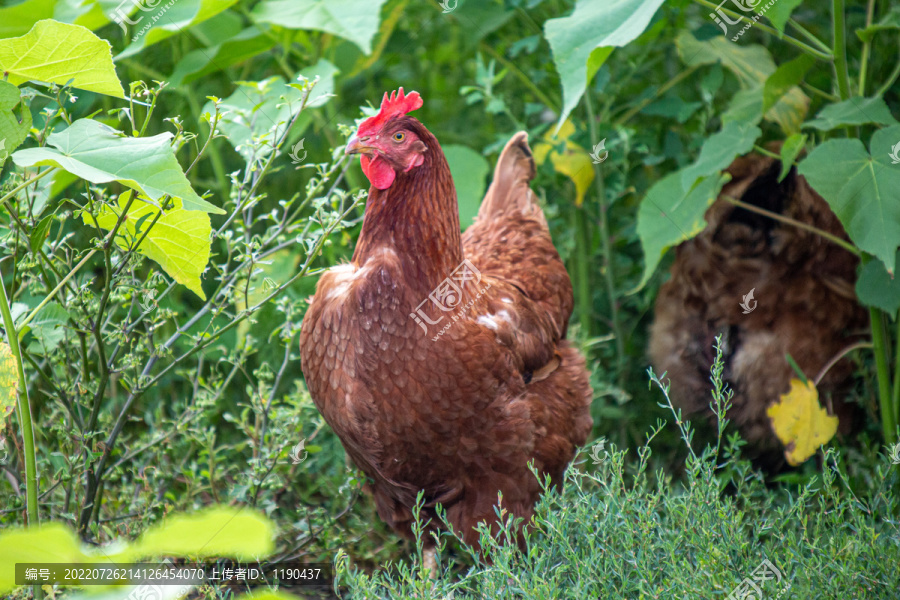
[462,132,575,373]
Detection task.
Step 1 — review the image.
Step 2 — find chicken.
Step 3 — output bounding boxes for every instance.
[299,89,593,550]
[648,149,866,463]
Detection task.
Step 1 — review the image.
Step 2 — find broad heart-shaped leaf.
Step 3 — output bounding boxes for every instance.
[444,144,490,227]
[0,522,91,593]
[83,192,212,299]
[803,96,898,131]
[544,0,665,129]
[0,80,32,161]
[0,20,124,98]
[123,506,275,561]
[798,125,900,274]
[117,0,240,60]
[635,172,726,290]
[856,252,900,314]
[767,379,838,466]
[205,60,337,164]
[680,122,761,190]
[251,0,388,55]
[0,342,17,423]
[12,119,224,214]
[25,301,70,355]
[533,120,595,206]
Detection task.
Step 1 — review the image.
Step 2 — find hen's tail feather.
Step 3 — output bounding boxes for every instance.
[478,131,537,218]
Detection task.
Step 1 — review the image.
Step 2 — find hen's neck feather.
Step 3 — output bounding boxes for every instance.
[352,125,463,289]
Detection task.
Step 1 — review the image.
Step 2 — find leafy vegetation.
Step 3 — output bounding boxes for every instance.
[0,0,898,598]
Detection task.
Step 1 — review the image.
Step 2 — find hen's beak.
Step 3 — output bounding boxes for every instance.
[345,135,375,156]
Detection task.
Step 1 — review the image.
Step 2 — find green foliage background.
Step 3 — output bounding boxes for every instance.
[0,0,899,598]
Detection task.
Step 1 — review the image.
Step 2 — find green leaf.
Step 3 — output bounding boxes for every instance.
[635,172,726,290]
[0,523,90,593]
[856,252,900,314]
[83,192,212,299]
[803,97,898,131]
[25,302,69,354]
[680,122,761,190]
[765,0,804,33]
[12,119,224,214]
[640,95,702,123]
[127,506,275,561]
[0,19,124,98]
[0,80,32,161]
[779,133,807,182]
[29,214,54,253]
[206,60,337,164]
[856,6,900,42]
[763,54,815,112]
[676,32,809,134]
[0,342,18,423]
[117,0,241,60]
[544,0,665,129]
[251,0,388,55]
[798,125,900,274]
[444,144,490,227]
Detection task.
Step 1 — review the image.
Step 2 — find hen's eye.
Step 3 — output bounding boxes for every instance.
[392,132,406,142]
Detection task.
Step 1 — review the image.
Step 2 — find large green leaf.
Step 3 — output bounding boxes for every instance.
[0,0,111,37]
[83,191,212,300]
[856,252,900,314]
[205,60,337,164]
[680,122,761,189]
[444,144,490,227]
[763,54,815,112]
[12,119,224,214]
[127,507,275,560]
[803,96,898,131]
[0,81,32,161]
[117,0,240,59]
[0,19,124,98]
[636,173,726,290]
[251,0,388,55]
[798,125,900,274]
[544,0,665,129]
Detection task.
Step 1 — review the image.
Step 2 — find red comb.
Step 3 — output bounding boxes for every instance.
[358,88,423,134]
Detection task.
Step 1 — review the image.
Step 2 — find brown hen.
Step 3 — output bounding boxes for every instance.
[648,150,866,463]
[299,89,593,549]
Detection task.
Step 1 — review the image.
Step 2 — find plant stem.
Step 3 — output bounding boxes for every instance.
[858,0,877,95]
[787,18,834,54]
[875,41,900,97]
[720,195,860,256]
[0,271,43,600]
[871,308,897,444]
[893,314,900,441]
[585,93,624,380]
[832,0,851,100]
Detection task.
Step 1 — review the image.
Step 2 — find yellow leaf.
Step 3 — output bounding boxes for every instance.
[533,119,595,206]
[766,379,838,466]
[0,342,17,422]
[82,192,211,299]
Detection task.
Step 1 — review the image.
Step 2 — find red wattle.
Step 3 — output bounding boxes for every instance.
[360,155,395,190]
